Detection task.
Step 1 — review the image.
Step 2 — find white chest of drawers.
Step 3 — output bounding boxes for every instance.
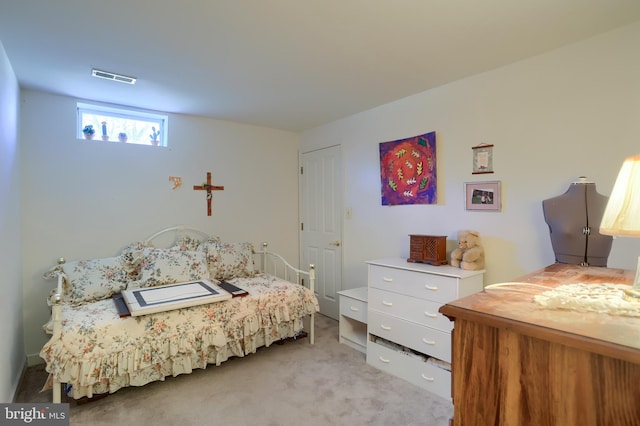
[366,258,484,400]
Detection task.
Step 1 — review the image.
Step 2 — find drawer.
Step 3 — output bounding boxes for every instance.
[339,295,368,323]
[368,310,451,363]
[369,288,453,332]
[367,339,451,400]
[368,265,459,303]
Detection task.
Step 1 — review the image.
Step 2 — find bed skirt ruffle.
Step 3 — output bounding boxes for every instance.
[40,275,318,399]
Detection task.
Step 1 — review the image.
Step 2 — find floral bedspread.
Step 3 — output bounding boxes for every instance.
[40,274,319,399]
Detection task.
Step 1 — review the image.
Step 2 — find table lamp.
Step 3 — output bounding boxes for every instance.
[600,154,640,301]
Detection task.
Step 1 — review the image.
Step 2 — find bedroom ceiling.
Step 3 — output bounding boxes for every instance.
[1,1,639,132]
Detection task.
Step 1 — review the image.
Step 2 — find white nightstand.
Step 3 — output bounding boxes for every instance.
[337,287,368,354]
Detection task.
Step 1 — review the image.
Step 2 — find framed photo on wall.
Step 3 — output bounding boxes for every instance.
[465,181,501,211]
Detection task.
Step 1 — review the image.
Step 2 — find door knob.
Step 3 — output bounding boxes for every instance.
[330,241,341,247]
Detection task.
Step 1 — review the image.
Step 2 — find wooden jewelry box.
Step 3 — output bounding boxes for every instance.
[407,234,448,265]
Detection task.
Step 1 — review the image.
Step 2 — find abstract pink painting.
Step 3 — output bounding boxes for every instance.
[379,131,437,205]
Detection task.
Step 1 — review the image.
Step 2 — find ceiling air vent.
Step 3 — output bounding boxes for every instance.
[91,68,136,85]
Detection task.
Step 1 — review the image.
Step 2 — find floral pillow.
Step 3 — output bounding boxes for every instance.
[202,241,256,280]
[43,257,130,305]
[171,234,205,252]
[140,247,210,287]
[119,241,151,278]
[172,234,221,251]
[119,235,221,279]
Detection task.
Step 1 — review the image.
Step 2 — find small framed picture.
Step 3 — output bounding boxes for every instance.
[465,181,501,211]
[472,144,494,174]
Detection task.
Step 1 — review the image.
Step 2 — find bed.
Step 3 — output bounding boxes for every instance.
[39,226,318,403]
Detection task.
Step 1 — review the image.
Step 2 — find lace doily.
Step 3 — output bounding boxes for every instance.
[534,283,640,317]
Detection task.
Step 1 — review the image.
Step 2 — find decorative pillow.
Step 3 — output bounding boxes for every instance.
[119,236,221,279]
[43,257,129,305]
[119,241,151,278]
[172,234,204,252]
[140,247,210,287]
[202,241,256,280]
[169,234,223,252]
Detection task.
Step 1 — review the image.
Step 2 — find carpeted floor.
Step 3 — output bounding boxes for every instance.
[15,314,453,426]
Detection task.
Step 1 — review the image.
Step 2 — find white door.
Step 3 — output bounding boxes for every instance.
[300,145,343,319]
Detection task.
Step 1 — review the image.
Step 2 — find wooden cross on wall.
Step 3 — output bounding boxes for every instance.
[193,172,224,216]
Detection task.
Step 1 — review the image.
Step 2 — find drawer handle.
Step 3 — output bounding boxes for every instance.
[380,324,392,331]
[379,356,391,363]
[425,284,439,291]
[349,306,360,312]
[424,312,437,318]
[421,374,435,382]
[383,277,393,283]
[422,338,436,345]
[382,300,393,307]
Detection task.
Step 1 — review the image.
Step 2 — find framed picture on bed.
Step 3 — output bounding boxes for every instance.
[464,181,501,212]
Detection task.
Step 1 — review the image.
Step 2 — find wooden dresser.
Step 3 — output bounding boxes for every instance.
[366,258,484,400]
[439,263,640,426]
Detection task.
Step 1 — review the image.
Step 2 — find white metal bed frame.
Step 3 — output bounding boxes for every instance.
[48,225,315,403]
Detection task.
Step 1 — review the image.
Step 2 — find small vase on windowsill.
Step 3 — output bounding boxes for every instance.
[82,124,95,140]
[149,127,160,146]
[101,121,108,141]
[118,133,128,143]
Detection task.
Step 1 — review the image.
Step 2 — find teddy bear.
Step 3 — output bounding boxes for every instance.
[450,230,485,271]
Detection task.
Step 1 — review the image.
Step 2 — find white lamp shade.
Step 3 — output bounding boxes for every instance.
[600,154,640,237]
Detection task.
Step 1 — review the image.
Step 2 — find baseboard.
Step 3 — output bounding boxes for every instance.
[13,355,45,402]
[27,353,44,366]
[12,357,27,403]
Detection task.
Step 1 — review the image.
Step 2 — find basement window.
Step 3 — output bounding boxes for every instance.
[77,102,168,146]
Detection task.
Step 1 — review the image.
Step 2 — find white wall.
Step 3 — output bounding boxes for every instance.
[20,91,301,360]
[300,22,640,291]
[0,41,24,402]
